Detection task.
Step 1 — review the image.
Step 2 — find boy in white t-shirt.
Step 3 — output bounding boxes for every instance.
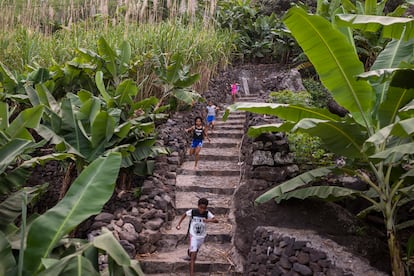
[205,101,219,131]
[176,198,218,276]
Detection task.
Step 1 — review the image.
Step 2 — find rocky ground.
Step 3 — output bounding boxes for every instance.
[25,63,400,274]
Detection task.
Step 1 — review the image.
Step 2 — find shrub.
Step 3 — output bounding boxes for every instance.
[302,78,330,108]
[287,132,329,164]
[268,90,311,106]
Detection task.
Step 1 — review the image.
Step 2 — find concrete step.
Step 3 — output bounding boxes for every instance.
[176,175,239,194]
[213,125,243,130]
[215,118,245,125]
[196,146,240,162]
[218,110,245,116]
[175,191,232,215]
[177,169,239,177]
[196,153,239,162]
[217,113,245,119]
[139,243,234,274]
[179,160,240,171]
[209,131,243,139]
[208,129,243,135]
[203,138,241,148]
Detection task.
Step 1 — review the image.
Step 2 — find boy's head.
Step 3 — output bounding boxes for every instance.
[197,198,208,214]
[194,116,203,126]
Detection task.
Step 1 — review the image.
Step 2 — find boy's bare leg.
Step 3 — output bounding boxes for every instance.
[189,251,197,276]
[194,147,201,168]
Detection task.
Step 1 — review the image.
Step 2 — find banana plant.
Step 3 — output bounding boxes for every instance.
[152,52,202,111]
[0,102,71,194]
[225,7,414,275]
[26,71,170,182]
[0,153,143,275]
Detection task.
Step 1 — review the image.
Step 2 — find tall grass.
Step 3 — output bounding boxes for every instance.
[0,0,233,98]
[0,16,234,96]
[0,0,219,34]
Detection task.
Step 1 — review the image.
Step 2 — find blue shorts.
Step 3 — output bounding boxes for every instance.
[191,140,203,148]
[206,115,215,123]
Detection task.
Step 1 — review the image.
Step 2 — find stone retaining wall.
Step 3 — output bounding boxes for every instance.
[246,227,387,276]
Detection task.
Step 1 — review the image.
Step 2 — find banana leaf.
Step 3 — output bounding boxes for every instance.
[93,229,144,275]
[284,7,374,128]
[6,106,44,140]
[0,139,32,174]
[293,118,368,158]
[23,153,122,274]
[397,97,414,119]
[336,14,414,40]
[173,89,202,106]
[369,38,414,108]
[91,111,115,148]
[246,123,294,138]
[0,185,47,231]
[20,153,74,168]
[35,125,83,157]
[273,185,359,203]
[95,71,111,104]
[38,255,100,276]
[0,231,15,275]
[116,79,138,106]
[0,167,31,196]
[224,102,342,122]
[0,102,9,130]
[119,41,132,76]
[370,142,414,162]
[256,167,334,204]
[0,62,18,92]
[97,37,117,80]
[396,219,414,231]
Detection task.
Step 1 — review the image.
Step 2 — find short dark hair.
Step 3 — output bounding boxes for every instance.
[194,116,203,124]
[198,198,208,206]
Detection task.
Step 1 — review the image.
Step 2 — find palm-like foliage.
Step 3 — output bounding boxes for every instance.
[0,153,143,275]
[225,7,414,275]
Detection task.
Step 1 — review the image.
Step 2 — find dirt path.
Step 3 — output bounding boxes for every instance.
[138,95,258,275]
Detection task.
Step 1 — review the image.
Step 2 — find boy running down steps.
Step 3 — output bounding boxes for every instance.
[205,101,219,131]
[176,198,218,276]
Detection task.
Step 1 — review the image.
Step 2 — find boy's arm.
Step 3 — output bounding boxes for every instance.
[185,126,194,133]
[176,213,187,230]
[205,212,218,223]
[205,217,218,223]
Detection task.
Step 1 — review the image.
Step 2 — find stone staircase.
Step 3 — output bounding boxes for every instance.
[139,96,257,275]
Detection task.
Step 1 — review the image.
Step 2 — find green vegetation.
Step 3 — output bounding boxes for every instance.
[268,90,329,165]
[215,0,297,63]
[287,132,327,164]
[1,0,413,274]
[225,5,414,275]
[269,90,311,106]
[0,1,237,275]
[302,78,330,108]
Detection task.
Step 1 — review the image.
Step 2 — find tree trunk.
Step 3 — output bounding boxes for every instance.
[387,223,405,275]
[59,162,76,200]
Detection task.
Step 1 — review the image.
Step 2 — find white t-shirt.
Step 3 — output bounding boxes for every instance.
[186,209,214,238]
[206,105,217,116]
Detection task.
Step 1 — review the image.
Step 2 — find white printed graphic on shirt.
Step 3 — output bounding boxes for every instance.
[190,217,206,238]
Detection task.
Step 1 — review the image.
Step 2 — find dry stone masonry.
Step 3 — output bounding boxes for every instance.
[246,227,387,276]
